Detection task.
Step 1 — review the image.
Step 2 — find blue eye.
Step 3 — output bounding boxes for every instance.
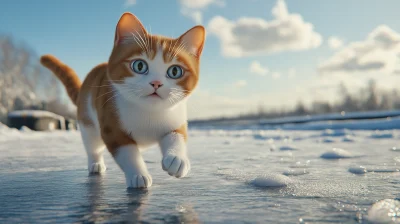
[131,59,148,74]
[167,65,183,79]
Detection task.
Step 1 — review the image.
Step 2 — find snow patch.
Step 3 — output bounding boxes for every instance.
[317,138,335,143]
[20,126,33,132]
[342,135,355,142]
[321,129,351,137]
[348,166,399,174]
[320,148,354,159]
[368,167,399,173]
[289,161,310,168]
[348,166,368,174]
[390,147,400,152]
[282,169,309,176]
[369,131,396,139]
[251,174,292,187]
[365,199,400,223]
[279,146,299,151]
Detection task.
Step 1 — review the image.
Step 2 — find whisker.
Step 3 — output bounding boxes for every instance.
[171,88,191,93]
[172,41,186,59]
[95,89,118,100]
[135,30,149,54]
[101,92,119,108]
[91,84,114,88]
[149,25,153,53]
[130,32,146,52]
[170,39,180,60]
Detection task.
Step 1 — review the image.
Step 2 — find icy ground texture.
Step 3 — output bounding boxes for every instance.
[1,126,400,223]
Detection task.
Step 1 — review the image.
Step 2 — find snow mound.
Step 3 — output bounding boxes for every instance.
[289,161,310,168]
[20,126,33,132]
[390,147,400,152]
[282,169,309,176]
[253,133,269,140]
[251,174,292,187]
[8,110,62,119]
[320,148,354,159]
[348,166,367,174]
[365,199,400,223]
[368,168,399,173]
[348,166,399,174]
[0,122,9,130]
[319,138,335,143]
[342,135,355,142]
[279,146,298,151]
[369,131,396,139]
[321,129,350,137]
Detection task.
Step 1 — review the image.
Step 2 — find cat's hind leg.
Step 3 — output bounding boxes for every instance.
[79,123,107,174]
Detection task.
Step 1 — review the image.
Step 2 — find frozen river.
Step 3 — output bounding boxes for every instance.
[0,124,400,223]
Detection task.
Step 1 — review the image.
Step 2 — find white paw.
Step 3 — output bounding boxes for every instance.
[126,173,153,188]
[89,162,106,174]
[162,154,191,178]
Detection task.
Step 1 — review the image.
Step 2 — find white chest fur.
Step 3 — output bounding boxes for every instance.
[114,95,187,148]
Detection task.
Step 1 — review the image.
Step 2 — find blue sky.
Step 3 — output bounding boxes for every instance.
[2,0,400,118]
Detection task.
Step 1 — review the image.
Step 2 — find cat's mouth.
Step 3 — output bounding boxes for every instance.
[148,92,161,98]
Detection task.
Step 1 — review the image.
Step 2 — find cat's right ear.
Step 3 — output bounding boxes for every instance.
[114,12,147,46]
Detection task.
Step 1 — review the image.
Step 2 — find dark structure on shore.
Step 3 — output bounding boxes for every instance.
[7,110,77,131]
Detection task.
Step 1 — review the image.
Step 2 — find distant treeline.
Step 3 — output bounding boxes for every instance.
[0,35,75,123]
[191,80,400,123]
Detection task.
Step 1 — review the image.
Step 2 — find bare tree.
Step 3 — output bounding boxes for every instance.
[0,35,66,123]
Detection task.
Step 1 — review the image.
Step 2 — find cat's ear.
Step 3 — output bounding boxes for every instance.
[178,26,206,57]
[114,12,147,46]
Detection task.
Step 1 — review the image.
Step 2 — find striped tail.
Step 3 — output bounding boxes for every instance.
[40,55,81,105]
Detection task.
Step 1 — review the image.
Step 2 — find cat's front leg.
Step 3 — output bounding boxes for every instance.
[102,127,152,188]
[159,131,191,178]
[114,145,152,188]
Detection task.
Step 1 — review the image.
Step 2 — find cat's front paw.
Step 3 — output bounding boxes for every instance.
[162,154,191,178]
[89,162,107,174]
[126,173,153,188]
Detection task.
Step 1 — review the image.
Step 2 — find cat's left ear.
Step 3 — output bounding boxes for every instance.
[114,12,147,46]
[178,26,206,57]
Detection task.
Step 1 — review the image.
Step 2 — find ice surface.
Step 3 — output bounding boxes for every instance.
[0,124,400,223]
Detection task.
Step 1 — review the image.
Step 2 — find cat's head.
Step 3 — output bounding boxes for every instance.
[107,13,205,110]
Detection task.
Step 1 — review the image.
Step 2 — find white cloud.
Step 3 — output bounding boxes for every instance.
[233,80,247,87]
[249,61,269,76]
[207,0,322,57]
[272,72,281,79]
[124,0,136,7]
[181,9,203,24]
[319,25,400,75]
[178,0,224,24]
[179,0,224,9]
[288,68,296,78]
[328,36,344,49]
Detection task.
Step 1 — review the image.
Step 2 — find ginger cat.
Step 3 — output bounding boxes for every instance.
[40,12,205,188]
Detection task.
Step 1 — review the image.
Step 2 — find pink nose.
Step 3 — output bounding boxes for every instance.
[150,80,163,89]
